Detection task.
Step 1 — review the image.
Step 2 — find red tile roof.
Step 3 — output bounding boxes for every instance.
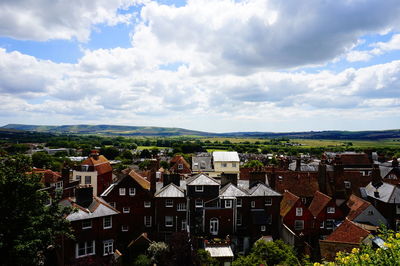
[129,170,150,190]
[280,191,300,217]
[30,168,62,184]
[275,171,319,198]
[169,155,191,172]
[82,155,112,175]
[325,219,370,244]
[346,194,371,221]
[309,191,332,217]
[339,154,371,166]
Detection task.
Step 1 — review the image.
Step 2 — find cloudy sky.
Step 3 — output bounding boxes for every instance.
[1,0,399,133]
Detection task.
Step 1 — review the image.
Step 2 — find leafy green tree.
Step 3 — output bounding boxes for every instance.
[196,249,219,266]
[139,160,151,170]
[0,156,73,265]
[100,146,120,159]
[140,149,152,158]
[32,151,54,169]
[160,160,170,169]
[133,254,151,266]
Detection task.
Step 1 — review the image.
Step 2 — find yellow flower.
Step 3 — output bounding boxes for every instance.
[351,248,359,254]
[396,232,400,238]
[384,243,393,249]
[313,263,321,266]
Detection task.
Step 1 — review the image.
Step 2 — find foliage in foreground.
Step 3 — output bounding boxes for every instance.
[0,155,73,265]
[233,239,300,266]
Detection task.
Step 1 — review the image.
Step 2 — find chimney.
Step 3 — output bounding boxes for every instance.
[61,167,71,186]
[221,173,238,187]
[371,164,383,188]
[318,162,327,194]
[163,173,180,187]
[249,171,266,189]
[295,157,301,172]
[148,159,159,195]
[90,150,99,160]
[374,190,380,198]
[76,186,93,208]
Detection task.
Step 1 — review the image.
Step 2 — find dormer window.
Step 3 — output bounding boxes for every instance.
[327,207,335,214]
[195,185,203,192]
[296,207,303,216]
[178,164,183,170]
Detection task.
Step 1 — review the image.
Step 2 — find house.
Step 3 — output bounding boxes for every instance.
[169,155,191,176]
[346,194,387,227]
[364,181,400,230]
[211,151,240,178]
[280,191,314,236]
[59,187,119,265]
[319,219,371,261]
[72,151,113,196]
[192,153,213,174]
[101,169,154,248]
[204,241,234,266]
[308,191,344,234]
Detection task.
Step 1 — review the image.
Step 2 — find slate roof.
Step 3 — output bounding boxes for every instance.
[309,191,332,217]
[155,183,185,198]
[219,183,248,198]
[364,182,400,203]
[205,246,234,258]
[248,183,281,197]
[280,191,300,217]
[62,196,119,222]
[346,194,371,221]
[324,219,370,244]
[213,151,239,162]
[186,173,220,186]
[379,165,393,179]
[288,162,319,172]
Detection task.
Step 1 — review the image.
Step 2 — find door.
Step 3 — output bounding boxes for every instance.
[210,218,219,235]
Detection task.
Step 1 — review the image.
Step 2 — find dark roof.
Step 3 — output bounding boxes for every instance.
[275,172,319,197]
[309,191,332,217]
[324,219,370,244]
[280,191,300,217]
[339,153,371,166]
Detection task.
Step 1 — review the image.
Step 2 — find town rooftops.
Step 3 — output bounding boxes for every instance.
[213,151,239,162]
[62,196,119,222]
[324,219,370,244]
[288,162,319,172]
[81,154,112,175]
[309,191,332,217]
[280,191,300,217]
[155,183,185,198]
[248,183,281,197]
[346,194,371,221]
[364,181,400,203]
[128,170,150,190]
[219,183,248,198]
[275,172,319,198]
[186,173,220,186]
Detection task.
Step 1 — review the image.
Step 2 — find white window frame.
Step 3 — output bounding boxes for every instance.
[55,181,63,190]
[195,199,203,208]
[195,185,203,192]
[178,164,183,170]
[210,218,219,235]
[144,216,152,227]
[225,200,232,208]
[237,214,242,226]
[320,221,325,229]
[144,201,151,208]
[261,225,266,232]
[75,240,95,258]
[265,198,272,206]
[165,216,173,227]
[103,240,114,256]
[82,220,92,229]
[123,207,130,214]
[237,198,242,207]
[177,203,186,211]
[326,219,335,229]
[121,225,128,232]
[119,188,126,196]
[296,207,303,216]
[301,197,307,204]
[103,216,112,229]
[181,219,187,231]
[251,201,255,208]
[327,207,335,214]
[165,199,173,207]
[129,187,136,196]
[294,220,304,230]
[344,181,351,189]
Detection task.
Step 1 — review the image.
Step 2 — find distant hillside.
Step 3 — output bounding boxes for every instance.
[2,124,400,140]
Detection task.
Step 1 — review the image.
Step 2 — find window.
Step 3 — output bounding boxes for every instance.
[222,163,227,167]
[119,188,126,196]
[200,161,206,169]
[296,207,303,216]
[76,175,81,183]
[261,225,266,232]
[237,214,242,226]
[82,220,92,229]
[144,201,151,208]
[55,181,63,190]
[109,202,116,208]
[45,196,52,206]
[177,203,186,211]
[195,199,203,208]
[301,197,307,204]
[237,198,242,207]
[251,201,255,208]
[326,219,335,229]
[327,207,335,214]
[121,225,128,232]
[76,241,95,258]
[178,164,183,170]
[103,240,114,256]
[294,220,304,230]
[397,205,400,215]
[210,218,219,235]
[144,216,152,227]
[165,199,173,207]
[181,219,187,231]
[367,210,374,216]
[225,200,232,208]
[103,216,112,229]
[85,176,91,185]
[232,163,237,167]
[265,198,272,206]
[320,221,325,229]
[344,181,351,189]
[165,216,173,227]
[129,187,136,196]
[123,207,130,214]
[195,185,204,192]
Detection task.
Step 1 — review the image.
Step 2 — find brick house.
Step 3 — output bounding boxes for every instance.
[59,187,119,265]
[346,194,387,227]
[169,155,192,176]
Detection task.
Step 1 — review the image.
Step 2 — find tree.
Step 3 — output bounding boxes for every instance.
[100,146,120,160]
[0,156,73,265]
[147,242,169,265]
[242,160,264,168]
[160,160,170,169]
[32,151,54,169]
[196,249,219,266]
[133,254,151,266]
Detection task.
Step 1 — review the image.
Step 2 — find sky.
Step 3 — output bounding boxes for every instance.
[0,0,400,133]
